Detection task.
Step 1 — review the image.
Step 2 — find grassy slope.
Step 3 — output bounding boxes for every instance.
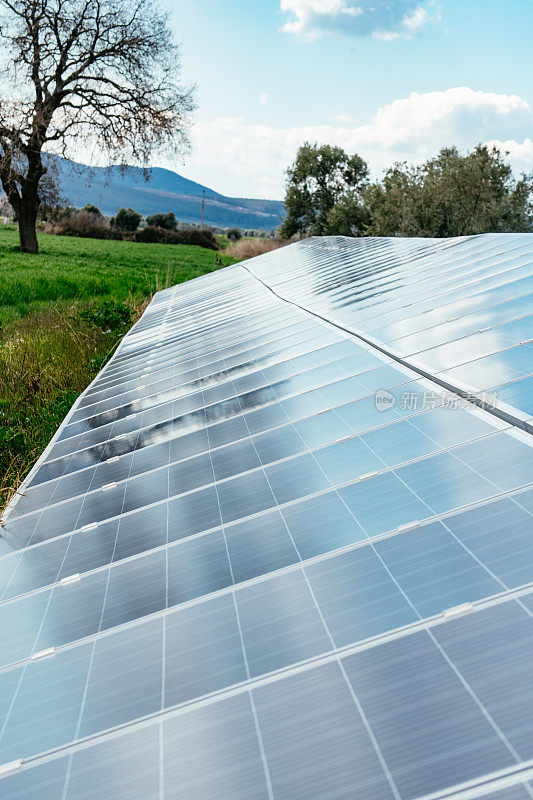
[0,226,230,323]
[0,226,234,509]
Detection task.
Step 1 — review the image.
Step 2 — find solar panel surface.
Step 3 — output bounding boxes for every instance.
[0,234,532,800]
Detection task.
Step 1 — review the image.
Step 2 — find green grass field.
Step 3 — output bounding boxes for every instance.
[0,226,234,509]
[0,226,231,323]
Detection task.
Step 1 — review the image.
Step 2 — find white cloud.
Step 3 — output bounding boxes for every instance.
[348,87,531,153]
[279,0,435,40]
[487,138,533,175]
[186,87,533,198]
[258,92,269,105]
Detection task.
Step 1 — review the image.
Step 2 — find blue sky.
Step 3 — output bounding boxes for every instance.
[161,0,533,198]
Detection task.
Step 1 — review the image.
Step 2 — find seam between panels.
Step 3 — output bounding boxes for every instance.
[207,326,301,800]
[56,463,131,794]
[158,318,174,800]
[296,538,403,800]
[247,688,276,800]
[16,342,367,490]
[1,355,412,516]
[275,236,528,329]
[1,576,533,692]
[215,443,277,800]
[336,658,402,800]
[201,359,274,797]
[77,305,309,397]
[67,319,323,424]
[1,474,531,618]
[62,320,317,428]
[426,630,530,774]
[80,314,312,405]
[5,369,511,529]
[408,762,533,800]
[241,263,533,436]
[4,413,513,542]
[347,512,530,773]
[28,339,367,467]
[1,565,531,678]
[4,582,533,782]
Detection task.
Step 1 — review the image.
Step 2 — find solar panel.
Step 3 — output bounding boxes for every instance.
[1,234,532,800]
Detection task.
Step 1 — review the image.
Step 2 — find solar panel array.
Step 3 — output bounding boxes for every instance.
[1,233,532,800]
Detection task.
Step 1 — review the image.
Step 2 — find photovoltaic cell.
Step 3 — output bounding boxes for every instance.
[0,234,532,800]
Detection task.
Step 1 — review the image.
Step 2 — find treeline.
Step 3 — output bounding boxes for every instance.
[43,206,219,250]
[280,143,532,239]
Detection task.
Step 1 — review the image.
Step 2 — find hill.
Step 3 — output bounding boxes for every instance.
[50,156,284,231]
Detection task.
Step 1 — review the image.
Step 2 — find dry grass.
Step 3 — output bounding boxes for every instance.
[0,299,149,512]
[225,237,288,261]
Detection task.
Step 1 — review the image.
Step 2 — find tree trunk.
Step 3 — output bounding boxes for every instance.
[18,193,40,253]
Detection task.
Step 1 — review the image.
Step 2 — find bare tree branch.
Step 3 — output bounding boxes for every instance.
[0,0,195,251]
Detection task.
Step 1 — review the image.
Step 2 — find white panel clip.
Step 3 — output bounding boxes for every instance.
[358,471,379,482]
[397,520,420,533]
[61,573,80,586]
[107,456,120,463]
[442,602,474,618]
[0,759,23,778]
[31,647,55,661]
[81,522,98,532]
[102,482,116,491]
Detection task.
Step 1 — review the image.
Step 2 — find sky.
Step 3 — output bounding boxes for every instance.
[157,0,533,199]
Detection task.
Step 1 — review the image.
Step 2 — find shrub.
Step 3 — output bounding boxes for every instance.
[83,204,102,217]
[146,212,177,230]
[111,208,142,231]
[133,226,168,243]
[45,209,110,238]
[133,227,219,249]
[44,213,219,249]
[171,228,219,250]
[227,227,242,242]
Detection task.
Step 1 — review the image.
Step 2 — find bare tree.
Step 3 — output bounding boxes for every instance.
[0,0,195,252]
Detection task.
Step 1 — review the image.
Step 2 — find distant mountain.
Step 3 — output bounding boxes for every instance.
[49,156,285,231]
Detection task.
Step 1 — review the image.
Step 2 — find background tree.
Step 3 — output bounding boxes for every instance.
[146,211,177,230]
[324,190,370,236]
[227,227,242,241]
[280,142,369,238]
[366,145,532,237]
[0,0,195,253]
[111,208,141,232]
[83,204,102,217]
